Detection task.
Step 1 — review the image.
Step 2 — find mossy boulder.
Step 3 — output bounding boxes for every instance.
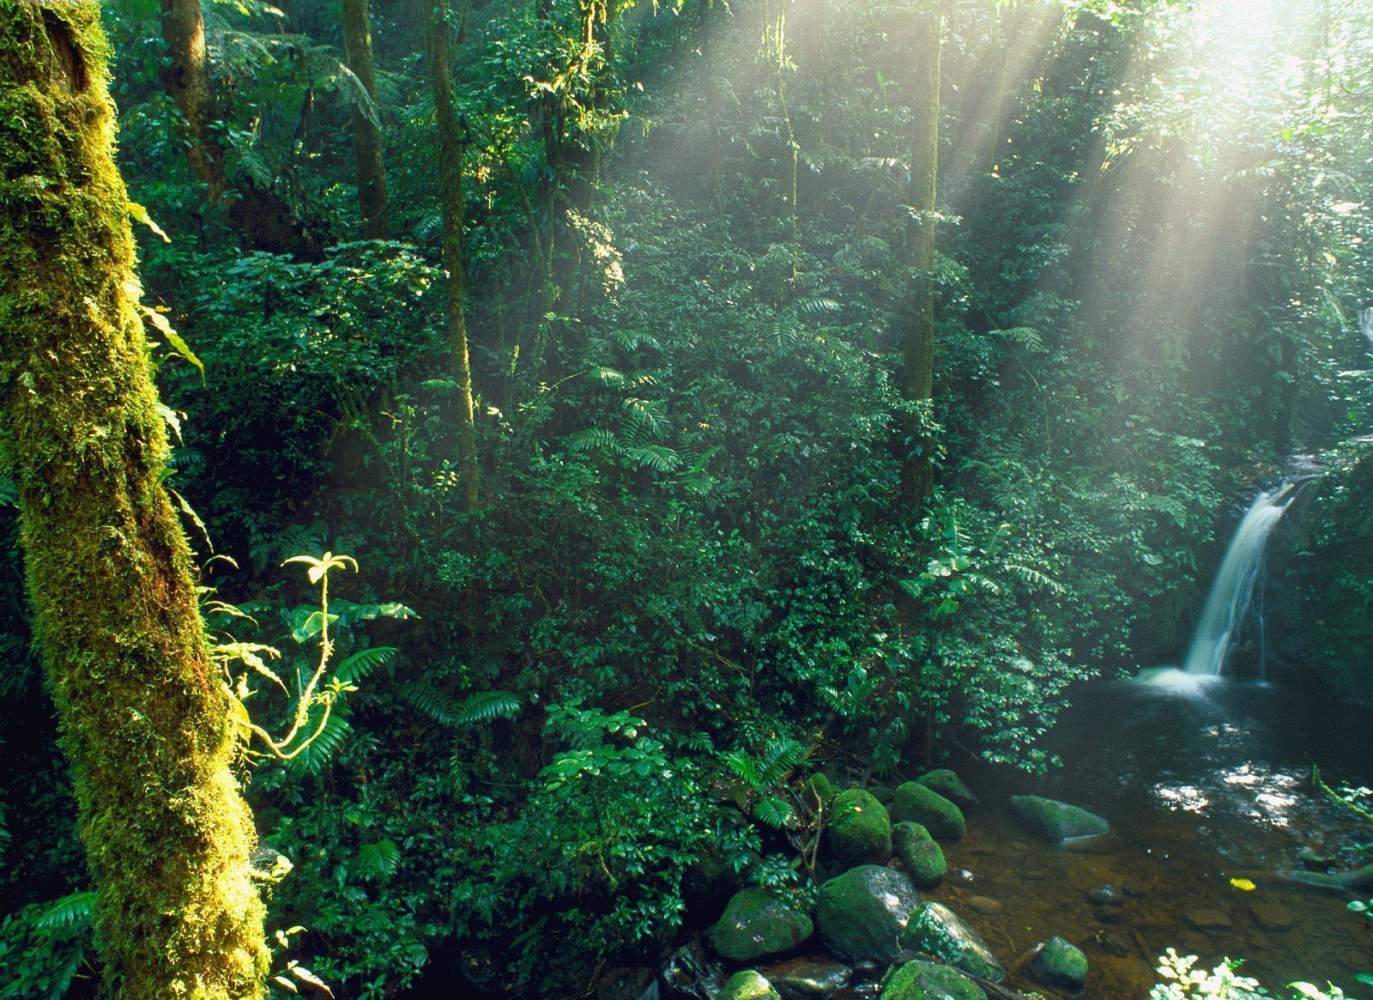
[890,783,966,841]
[815,864,921,964]
[721,969,782,1000]
[1009,795,1109,845]
[870,783,896,805]
[827,788,892,866]
[915,769,977,809]
[708,888,814,962]
[892,822,946,888]
[879,960,983,1000]
[1029,936,1088,992]
[901,902,1005,982]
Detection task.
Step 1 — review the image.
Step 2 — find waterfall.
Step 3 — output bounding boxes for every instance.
[1362,306,1373,351]
[1181,483,1297,677]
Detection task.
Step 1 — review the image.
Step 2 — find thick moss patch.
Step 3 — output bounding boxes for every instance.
[892,822,945,888]
[827,788,892,866]
[1009,795,1109,845]
[880,960,983,1000]
[708,888,813,962]
[890,782,965,841]
[815,864,920,964]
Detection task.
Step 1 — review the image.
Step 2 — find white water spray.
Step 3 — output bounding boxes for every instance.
[1361,306,1373,352]
[1181,483,1297,677]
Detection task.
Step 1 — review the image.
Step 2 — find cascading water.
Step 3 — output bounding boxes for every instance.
[1181,482,1297,677]
[1362,306,1373,350]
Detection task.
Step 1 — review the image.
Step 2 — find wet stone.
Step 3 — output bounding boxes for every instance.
[947,868,975,888]
[967,896,1003,916]
[760,957,853,1000]
[1185,908,1233,931]
[1250,901,1295,932]
[1088,884,1124,906]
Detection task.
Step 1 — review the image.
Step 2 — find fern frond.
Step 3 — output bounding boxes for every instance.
[796,296,842,317]
[399,681,463,726]
[454,690,520,725]
[287,713,352,776]
[754,796,797,829]
[334,646,396,685]
[625,445,682,472]
[353,839,401,881]
[565,428,619,452]
[36,891,97,930]
[1005,563,1066,594]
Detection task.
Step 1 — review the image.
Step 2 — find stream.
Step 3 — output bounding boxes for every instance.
[952,676,1373,998]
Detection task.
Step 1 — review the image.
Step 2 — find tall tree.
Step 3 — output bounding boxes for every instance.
[901,0,942,510]
[0,4,268,998]
[340,0,389,238]
[160,0,227,199]
[426,0,480,510]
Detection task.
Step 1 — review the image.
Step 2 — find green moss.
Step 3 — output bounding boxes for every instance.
[707,887,813,962]
[814,864,920,964]
[892,821,946,888]
[1008,795,1109,845]
[880,960,983,1000]
[890,782,965,841]
[902,902,1005,983]
[0,4,267,997]
[720,970,781,1000]
[827,788,891,865]
[1029,935,1088,992]
[915,769,977,808]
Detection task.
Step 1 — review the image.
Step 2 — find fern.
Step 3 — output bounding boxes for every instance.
[754,795,798,829]
[334,646,396,685]
[454,690,521,724]
[287,713,352,776]
[565,428,619,451]
[1005,563,1066,594]
[353,839,401,881]
[625,445,682,472]
[36,891,97,930]
[399,681,464,726]
[796,296,842,317]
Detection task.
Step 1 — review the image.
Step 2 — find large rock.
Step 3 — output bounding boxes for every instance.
[890,783,965,841]
[805,773,838,811]
[759,957,852,999]
[708,888,814,962]
[879,960,983,1000]
[901,902,1005,983]
[828,788,892,866]
[1029,935,1088,992]
[815,865,921,964]
[1008,795,1108,844]
[892,822,946,888]
[915,770,978,809]
[721,970,781,1000]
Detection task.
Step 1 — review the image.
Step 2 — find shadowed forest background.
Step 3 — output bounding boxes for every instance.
[2,0,1373,997]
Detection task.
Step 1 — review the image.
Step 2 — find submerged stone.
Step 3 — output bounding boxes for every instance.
[760,957,853,999]
[879,959,983,1000]
[892,822,946,888]
[708,888,814,962]
[915,769,978,809]
[901,902,1005,982]
[1185,908,1233,931]
[1028,935,1088,993]
[890,783,966,841]
[828,788,892,866]
[721,969,782,1000]
[815,864,921,965]
[1008,795,1109,845]
[1249,901,1295,932]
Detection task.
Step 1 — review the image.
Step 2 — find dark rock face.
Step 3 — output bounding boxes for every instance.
[814,865,921,965]
[1008,795,1109,844]
[708,888,814,962]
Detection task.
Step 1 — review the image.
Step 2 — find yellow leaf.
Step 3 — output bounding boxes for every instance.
[1229,877,1257,892]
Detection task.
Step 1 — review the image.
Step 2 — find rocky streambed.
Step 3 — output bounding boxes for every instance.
[613,677,1373,1000]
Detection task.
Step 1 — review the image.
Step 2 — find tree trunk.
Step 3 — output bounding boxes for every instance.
[426,0,480,511]
[0,4,268,998]
[340,0,389,238]
[901,0,941,510]
[160,0,228,200]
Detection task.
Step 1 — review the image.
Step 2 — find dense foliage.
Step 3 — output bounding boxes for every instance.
[3,0,1372,996]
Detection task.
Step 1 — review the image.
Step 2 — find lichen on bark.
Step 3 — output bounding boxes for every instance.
[0,3,268,997]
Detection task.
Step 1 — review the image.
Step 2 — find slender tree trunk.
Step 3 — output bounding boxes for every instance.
[161,0,227,200]
[341,0,389,238]
[0,4,268,998]
[426,0,480,511]
[901,0,941,510]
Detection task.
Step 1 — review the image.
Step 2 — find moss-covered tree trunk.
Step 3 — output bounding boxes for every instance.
[161,0,227,200]
[341,0,389,239]
[426,0,480,511]
[0,4,268,997]
[901,0,941,511]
